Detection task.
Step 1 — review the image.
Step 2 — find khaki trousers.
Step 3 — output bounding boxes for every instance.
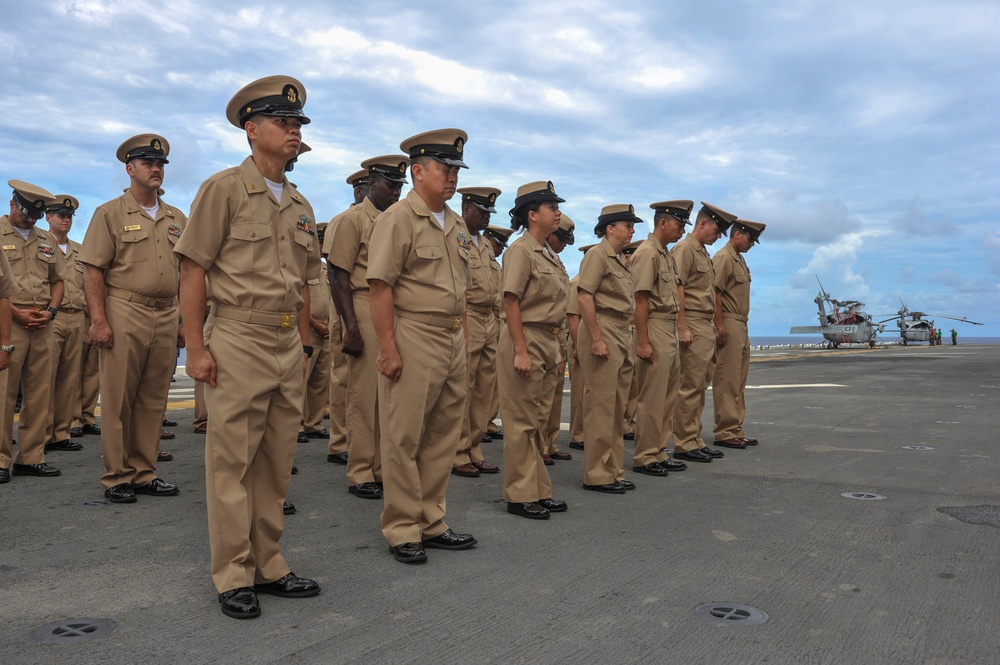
[73,338,100,428]
[301,326,330,434]
[47,311,85,443]
[579,315,633,485]
[456,308,498,466]
[379,317,465,546]
[713,319,750,440]
[0,319,54,467]
[633,319,679,466]
[205,316,300,593]
[346,292,381,485]
[569,352,584,443]
[327,315,348,455]
[498,326,558,503]
[544,335,569,454]
[673,316,716,453]
[99,297,176,488]
[193,380,207,429]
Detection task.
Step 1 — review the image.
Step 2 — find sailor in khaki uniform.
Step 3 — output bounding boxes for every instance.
[483,224,512,442]
[452,186,502,478]
[712,219,765,449]
[670,202,736,463]
[301,221,331,441]
[325,154,408,499]
[81,135,185,501]
[621,242,641,440]
[541,214,575,463]
[0,180,65,480]
[631,201,693,477]
[368,128,477,563]
[176,75,321,619]
[577,205,638,493]
[498,182,570,519]
[566,267,587,451]
[44,195,86,452]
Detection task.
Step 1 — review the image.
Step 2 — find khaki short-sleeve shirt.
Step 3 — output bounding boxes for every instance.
[366,189,470,317]
[467,234,501,310]
[713,242,751,317]
[309,263,332,320]
[631,233,680,316]
[56,238,86,310]
[324,197,380,293]
[576,237,634,316]
[0,233,20,300]
[173,156,321,313]
[79,189,186,299]
[566,275,581,317]
[0,217,66,307]
[671,234,715,314]
[501,232,569,325]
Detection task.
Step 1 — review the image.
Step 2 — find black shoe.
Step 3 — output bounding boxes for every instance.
[674,449,713,463]
[569,441,585,450]
[538,498,568,512]
[348,482,383,499]
[633,462,668,476]
[703,446,725,459]
[618,480,636,491]
[480,433,493,443]
[12,463,61,477]
[0,468,9,484]
[132,478,179,496]
[104,483,137,503]
[283,501,296,515]
[507,502,550,519]
[423,529,477,550]
[162,418,177,427]
[659,459,687,472]
[327,452,348,464]
[296,432,309,443]
[291,466,298,475]
[255,572,320,598]
[219,587,260,619]
[45,439,83,452]
[304,429,329,439]
[623,431,635,440]
[490,428,503,439]
[70,427,84,438]
[81,423,102,435]
[390,542,427,563]
[550,451,573,461]
[582,482,626,494]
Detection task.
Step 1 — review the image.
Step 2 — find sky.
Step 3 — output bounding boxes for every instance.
[1,0,998,337]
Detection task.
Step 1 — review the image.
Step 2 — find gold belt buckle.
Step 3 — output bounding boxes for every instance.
[452,318,462,330]
[550,326,560,334]
[280,314,295,328]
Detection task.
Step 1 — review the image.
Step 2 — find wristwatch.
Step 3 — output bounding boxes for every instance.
[0,345,14,354]
[45,306,58,319]
[302,345,314,358]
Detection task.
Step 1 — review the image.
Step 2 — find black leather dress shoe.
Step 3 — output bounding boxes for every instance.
[703,446,725,459]
[507,502,550,519]
[283,500,296,515]
[305,429,329,439]
[291,466,298,474]
[132,478,179,496]
[538,498,568,512]
[618,480,636,491]
[162,418,178,427]
[423,529,477,550]
[70,426,84,438]
[582,482,626,494]
[490,428,503,439]
[633,462,668,476]
[569,441,585,450]
[45,439,83,452]
[674,449,713,463]
[659,459,687,472]
[550,451,572,461]
[12,462,61,477]
[390,542,427,563]
[714,438,747,449]
[623,431,635,440]
[296,432,309,443]
[219,587,260,619]
[327,452,348,464]
[348,482,383,499]
[0,468,10,484]
[81,423,101,435]
[255,572,320,598]
[480,433,492,443]
[105,483,137,503]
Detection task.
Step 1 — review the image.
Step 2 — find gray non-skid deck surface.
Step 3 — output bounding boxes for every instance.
[2,345,998,664]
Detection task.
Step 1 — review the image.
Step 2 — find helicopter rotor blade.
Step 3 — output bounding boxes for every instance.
[925,314,984,325]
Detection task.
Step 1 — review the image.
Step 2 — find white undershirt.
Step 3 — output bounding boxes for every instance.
[141,202,159,219]
[14,227,30,240]
[430,210,445,229]
[59,243,68,254]
[471,234,479,246]
[264,177,284,203]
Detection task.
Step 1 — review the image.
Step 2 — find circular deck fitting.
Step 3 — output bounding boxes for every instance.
[841,492,886,501]
[31,618,116,645]
[693,603,769,625]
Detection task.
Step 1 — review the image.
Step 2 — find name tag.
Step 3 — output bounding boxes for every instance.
[124,225,142,232]
[2,245,15,250]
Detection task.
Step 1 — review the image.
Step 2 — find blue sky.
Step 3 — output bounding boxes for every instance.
[2,0,997,336]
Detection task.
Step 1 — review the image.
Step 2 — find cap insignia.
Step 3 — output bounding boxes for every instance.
[285,85,298,104]
[455,138,464,153]
[151,139,161,152]
[399,162,406,173]
[488,193,496,203]
[547,181,554,193]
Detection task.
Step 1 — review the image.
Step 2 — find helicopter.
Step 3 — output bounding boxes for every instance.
[877,299,983,345]
[789,277,883,348]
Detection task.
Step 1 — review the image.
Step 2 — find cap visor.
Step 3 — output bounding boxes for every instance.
[433,156,468,169]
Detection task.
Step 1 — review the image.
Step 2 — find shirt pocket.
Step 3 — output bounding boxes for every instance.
[229,222,272,272]
[118,230,150,264]
[532,263,562,301]
[412,244,443,283]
